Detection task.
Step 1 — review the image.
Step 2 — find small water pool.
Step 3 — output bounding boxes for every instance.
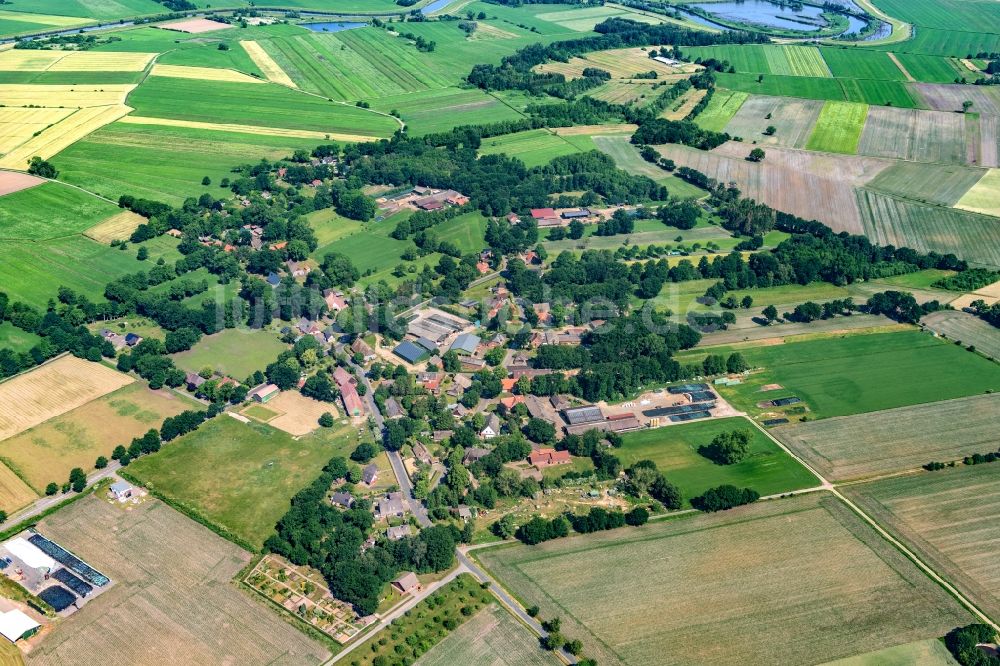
[420,0,454,14]
[301,21,367,32]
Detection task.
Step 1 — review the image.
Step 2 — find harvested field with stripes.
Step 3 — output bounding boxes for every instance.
[0,104,131,169]
[956,167,1000,217]
[535,46,700,80]
[239,40,296,88]
[865,162,986,206]
[922,310,1000,361]
[844,464,1000,623]
[415,605,559,666]
[0,84,134,108]
[659,142,892,233]
[149,64,263,84]
[772,393,1000,482]
[663,88,707,120]
[0,49,154,72]
[28,496,330,666]
[0,460,35,515]
[806,101,868,154]
[83,210,146,243]
[477,493,971,666]
[0,355,133,442]
[722,95,822,148]
[857,107,971,164]
[856,189,1000,268]
[589,80,657,105]
[915,83,1000,115]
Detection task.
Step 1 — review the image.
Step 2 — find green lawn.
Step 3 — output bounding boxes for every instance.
[54,122,319,205]
[806,101,868,154]
[171,328,288,381]
[435,211,489,255]
[0,321,40,353]
[478,129,584,168]
[0,182,118,240]
[681,330,1000,419]
[619,417,818,502]
[126,417,359,549]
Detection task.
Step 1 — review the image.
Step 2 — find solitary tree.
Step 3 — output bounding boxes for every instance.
[762,304,778,322]
[747,148,766,162]
[962,100,974,113]
[763,125,776,136]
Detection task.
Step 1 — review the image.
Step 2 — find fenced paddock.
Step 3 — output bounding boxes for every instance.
[27,496,329,665]
[0,356,133,442]
[771,393,1000,482]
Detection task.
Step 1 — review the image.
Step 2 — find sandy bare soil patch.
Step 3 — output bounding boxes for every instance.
[150,63,264,84]
[0,356,133,442]
[160,18,232,34]
[658,142,892,233]
[0,170,43,196]
[258,391,335,437]
[0,104,132,169]
[239,40,296,88]
[83,210,146,243]
[117,115,375,142]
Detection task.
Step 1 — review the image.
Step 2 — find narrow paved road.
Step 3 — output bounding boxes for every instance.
[0,466,121,531]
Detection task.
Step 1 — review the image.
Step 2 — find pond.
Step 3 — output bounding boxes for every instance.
[682,0,868,35]
[301,21,367,32]
[420,0,455,14]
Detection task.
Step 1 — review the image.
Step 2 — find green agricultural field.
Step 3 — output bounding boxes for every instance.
[478,129,583,167]
[171,328,288,380]
[0,70,143,84]
[772,393,1000,482]
[0,12,90,39]
[865,162,986,206]
[54,122,319,205]
[415,604,560,666]
[617,417,818,501]
[839,77,918,107]
[728,281,852,308]
[1,0,165,20]
[820,48,907,81]
[686,45,830,77]
[685,329,1000,419]
[0,182,118,240]
[857,189,1000,269]
[844,463,1000,622]
[592,135,707,198]
[869,268,956,290]
[693,89,748,132]
[891,27,1000,58]
[126,417,359,549]
[893,53,966,83]
[0,235,146,307]
[310,213,430,287]
[0,321,39,353]
[867,0,1000,36]
[715,72,847,101]
[477,493,971,666]
[806,101,868,153]
[126,77,399,136]
[823,639,959,666]
[371,87,524,136]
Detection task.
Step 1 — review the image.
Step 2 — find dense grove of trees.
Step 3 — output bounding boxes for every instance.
[266,456,459,614]
[931,268,999,292]
[690,485,760,511]
[864,291,944,324]
[944,625,1000,666]
[631,118,730,150]
[698,430,751,465]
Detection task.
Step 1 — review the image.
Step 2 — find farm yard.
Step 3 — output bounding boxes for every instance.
[921,310,1000,361]
[844,464,1000,623]
[124,416,359,549]
[771,393,1000,482]
[0,382,198,493]
[476,493,971,666]
[616,417,818,502]
[0,356,133,443]
[27,496,330,666]
[415,604,559,666]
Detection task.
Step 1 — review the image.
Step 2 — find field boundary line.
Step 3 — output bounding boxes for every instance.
[0,167,118,205]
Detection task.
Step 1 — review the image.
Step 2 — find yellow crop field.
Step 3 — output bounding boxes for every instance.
[537,47,700,80]
[0,461,37,515]
[84,210,146,243]
[0,355,133,442]
[0,11,87,28]
[0,84,135,108]
[0,107,75,155]
[150,63,264,84]
[0,50,155,72]
[240,40,297,88]
[117,115,378,142]
[0,104,132,169]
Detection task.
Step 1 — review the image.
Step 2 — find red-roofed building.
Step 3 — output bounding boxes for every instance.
[506,212,521,224]
[500,395,524,410]
[341,386,364,417]
[422,377,441,392]
[530,208,556,220]
[528,448,572,468]
[333,367,356,390]
[476,261,490,274]
[501,377,518,392]
[270,241,288,250]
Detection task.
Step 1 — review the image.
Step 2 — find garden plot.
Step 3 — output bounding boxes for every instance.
[722,95,823,148]
[0,356,133,442]
[0,104,131,169]
[477,493,971,666]
[844,464,1000,623]
[857,106,972,164]
[149,64,264,85]
[27,496,329,666]
[658,142,893,233]
[772,393,1000,482]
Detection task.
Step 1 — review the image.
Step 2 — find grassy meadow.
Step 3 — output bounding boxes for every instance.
[0,182,118,240]
[617,416,819,501]
[170,328,288,380]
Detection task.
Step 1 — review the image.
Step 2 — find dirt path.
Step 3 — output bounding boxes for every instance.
[887,52,915,82]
